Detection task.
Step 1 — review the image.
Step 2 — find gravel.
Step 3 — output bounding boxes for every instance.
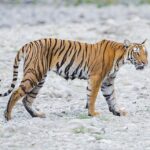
[0,3,150,150]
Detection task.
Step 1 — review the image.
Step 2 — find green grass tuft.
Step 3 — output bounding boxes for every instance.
[100,115,109,121]
[77,114,91,119]
[94,134,103,140]
[73,126,88,134]
[14,0,37,4]
[64,0,119,7]
[140,0,150,4]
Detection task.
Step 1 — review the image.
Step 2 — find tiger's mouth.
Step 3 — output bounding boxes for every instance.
[135,64,145,70]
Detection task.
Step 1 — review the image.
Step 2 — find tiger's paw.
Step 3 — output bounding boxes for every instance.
[110,107,127,116]
[88,111,100,117]
[37,112,46,118]
[4,110,11,121]
[34,108,46,118]
[33,111,46,118]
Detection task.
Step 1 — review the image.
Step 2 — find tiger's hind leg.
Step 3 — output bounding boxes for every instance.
[4,73,46,120]
[4,85,30,121]
[22,75,46,118]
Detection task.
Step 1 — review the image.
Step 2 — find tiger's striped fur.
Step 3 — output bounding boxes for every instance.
[0,38,148,120]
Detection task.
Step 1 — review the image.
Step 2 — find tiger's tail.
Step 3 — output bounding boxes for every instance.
[0,46,26,97]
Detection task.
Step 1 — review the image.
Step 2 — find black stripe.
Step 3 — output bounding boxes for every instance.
[53,40,63,56]
[8,90,12,93]
[28,94,36,99]
[39,40,44,50]
[23,99,36,117]
[4,93,8,96]
[102,41,109,69]
[71,64,81,77]
[85,43,88,58]
[86,50,91,68]
[37,85,43,88]
[47,39,53,70]
[103,90,114,100]
[39,81,45,86]
[64,51,77,74]
[87,87,91,91]
[13,71,18,74]
[78,70,83,78]
[47,39,52,69]
[30,92,38,95]
[87,94,90,97]
[20,85,27,94]
[11,84,15,88]
[103,83,113,87]
[36,60,43,81]
[58,41,71,57]
[14,65,18,69]
[13,78,17,81]
[71,51,84,78]
[77,42,82,57]
[56,62,60,72]
[24,44,34,71]
[59,47,71,68]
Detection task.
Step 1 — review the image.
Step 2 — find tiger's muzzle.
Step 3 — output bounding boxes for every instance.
[135,62,147,70]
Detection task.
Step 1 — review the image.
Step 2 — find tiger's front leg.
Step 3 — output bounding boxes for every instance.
[87,75,102,116]
[101,75,127,116]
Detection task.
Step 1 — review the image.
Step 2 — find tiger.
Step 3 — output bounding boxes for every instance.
[0,38,148,120]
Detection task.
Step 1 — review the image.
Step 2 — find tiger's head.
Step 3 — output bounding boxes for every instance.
[124,39,148,70]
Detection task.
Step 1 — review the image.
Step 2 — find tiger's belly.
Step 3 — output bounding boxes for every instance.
[52,64,88,80]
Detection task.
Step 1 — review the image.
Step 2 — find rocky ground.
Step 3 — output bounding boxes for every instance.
[0,3,150,150]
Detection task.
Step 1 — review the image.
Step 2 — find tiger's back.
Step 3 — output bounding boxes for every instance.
[24,38,98,81]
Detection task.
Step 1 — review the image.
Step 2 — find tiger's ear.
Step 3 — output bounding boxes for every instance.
[141,39,147,45]
[124,39,131,48]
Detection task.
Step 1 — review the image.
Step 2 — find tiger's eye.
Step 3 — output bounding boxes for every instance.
[133,47,140,53]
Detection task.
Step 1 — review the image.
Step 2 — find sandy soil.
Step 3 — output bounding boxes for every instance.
[0,3,150,150]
